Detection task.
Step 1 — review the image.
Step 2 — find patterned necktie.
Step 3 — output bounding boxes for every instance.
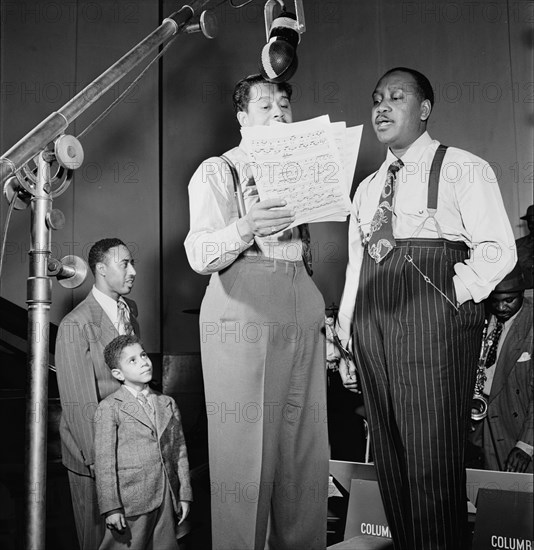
[137,392,154,421]
[117,300,134,335]
[367,159,404,263]
[485,321,504,368]
[299,224,313,276]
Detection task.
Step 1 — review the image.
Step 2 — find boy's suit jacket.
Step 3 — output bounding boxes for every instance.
[94,385,192,517]
[55,291,140,475]
[484,297,533,472]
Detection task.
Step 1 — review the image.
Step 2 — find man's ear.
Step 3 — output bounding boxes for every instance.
[237,110,248,127]
[96,261,107,277]
[420,99,432,122]
[111,368,124,382]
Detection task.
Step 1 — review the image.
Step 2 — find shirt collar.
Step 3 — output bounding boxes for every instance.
[92,285,129,308]
[236,139,250,159]
[123,384,150,399]
[92,285,118,309]
[386,131,433,167]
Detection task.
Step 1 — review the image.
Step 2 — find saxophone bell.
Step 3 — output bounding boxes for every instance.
[471,392,488,422]
[471,319,491,422]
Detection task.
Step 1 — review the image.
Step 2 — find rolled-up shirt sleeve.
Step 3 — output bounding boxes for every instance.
[451,153,516,304]
[184,156,254,274]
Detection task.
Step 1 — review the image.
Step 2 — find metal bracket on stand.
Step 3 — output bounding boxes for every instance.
[12,135,86,549]
[0,3,236,547]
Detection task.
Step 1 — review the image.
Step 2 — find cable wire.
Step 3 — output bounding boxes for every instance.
[0,192,17,283]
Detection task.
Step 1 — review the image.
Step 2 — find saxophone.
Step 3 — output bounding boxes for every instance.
[471,320,490,422]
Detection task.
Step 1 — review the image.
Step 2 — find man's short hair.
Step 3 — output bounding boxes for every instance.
[88,238,126,275]
[232,73,293,114]
[381,67,435,108]
[104,334,141,371]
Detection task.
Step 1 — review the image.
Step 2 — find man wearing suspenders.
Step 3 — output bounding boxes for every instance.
[185,74,327,550]
[336,68,516,550]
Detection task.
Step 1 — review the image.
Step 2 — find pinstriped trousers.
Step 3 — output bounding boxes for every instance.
[353,240,484,550]
[200,256,329,550]
[67,470,105,550]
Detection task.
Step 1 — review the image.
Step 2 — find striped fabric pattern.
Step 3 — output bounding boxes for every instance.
[353,240,484,550]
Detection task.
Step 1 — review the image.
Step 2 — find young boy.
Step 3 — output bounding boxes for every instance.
[94,334,192,549]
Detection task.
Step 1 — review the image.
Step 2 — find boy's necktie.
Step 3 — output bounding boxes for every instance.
[137,392,155,421]
[367,159,404,263]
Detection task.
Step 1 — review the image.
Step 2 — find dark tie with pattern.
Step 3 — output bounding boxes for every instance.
[485,321,504,368]
[117,300,134,335]
[300,224,313,276]
[367,159,404,263]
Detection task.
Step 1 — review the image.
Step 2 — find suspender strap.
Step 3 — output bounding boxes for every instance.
[427,144,448,211]
[220,154,246,218]
[409,144,448,239]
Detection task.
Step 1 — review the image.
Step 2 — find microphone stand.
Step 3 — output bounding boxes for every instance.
[0,2,228,547]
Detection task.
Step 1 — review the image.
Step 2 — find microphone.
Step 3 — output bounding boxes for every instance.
[48,255,89,289]
[260,0,305,84]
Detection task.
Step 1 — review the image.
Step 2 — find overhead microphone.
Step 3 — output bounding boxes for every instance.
[260,0,306,84]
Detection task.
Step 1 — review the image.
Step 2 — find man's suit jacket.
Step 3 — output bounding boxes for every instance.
[94,385,192,518]
[484,297,533,472]
[55,291,140,475]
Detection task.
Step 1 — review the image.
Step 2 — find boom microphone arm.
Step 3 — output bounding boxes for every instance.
[0,2,242,549]
[0,0,222,188]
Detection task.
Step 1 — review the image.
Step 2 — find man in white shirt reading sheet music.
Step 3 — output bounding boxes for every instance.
[185,74,328,550]
[335,67,516,550]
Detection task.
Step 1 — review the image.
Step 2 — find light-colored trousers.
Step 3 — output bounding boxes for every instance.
[98,481,178,550]
[200,256,329,550]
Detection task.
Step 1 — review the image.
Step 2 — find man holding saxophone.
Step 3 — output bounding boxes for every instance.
[470,263,533,473]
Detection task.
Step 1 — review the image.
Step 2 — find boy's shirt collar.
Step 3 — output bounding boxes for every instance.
[123,384,150,399]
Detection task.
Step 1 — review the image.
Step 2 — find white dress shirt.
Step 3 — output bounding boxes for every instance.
[184,142,304,274]
[91,286,132,335]
[337,132,516,344]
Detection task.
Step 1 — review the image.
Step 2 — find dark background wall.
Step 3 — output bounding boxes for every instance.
[1,0,533,356]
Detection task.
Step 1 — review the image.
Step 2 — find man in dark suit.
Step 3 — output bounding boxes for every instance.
[55,237,139,550]
[471,263,533,473]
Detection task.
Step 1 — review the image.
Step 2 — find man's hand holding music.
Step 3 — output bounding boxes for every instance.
[237,199,295,240]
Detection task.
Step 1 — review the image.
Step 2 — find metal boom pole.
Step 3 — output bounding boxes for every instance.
[0,2,224,547]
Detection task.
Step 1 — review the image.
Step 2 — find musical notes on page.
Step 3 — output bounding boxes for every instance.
[241,115,362,226]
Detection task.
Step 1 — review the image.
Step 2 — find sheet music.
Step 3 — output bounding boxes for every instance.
[335,123,363,194]
[241,116,362,227]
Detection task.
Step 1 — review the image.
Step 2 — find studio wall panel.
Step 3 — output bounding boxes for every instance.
[0,0,161,352]
[0,0,78,316]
